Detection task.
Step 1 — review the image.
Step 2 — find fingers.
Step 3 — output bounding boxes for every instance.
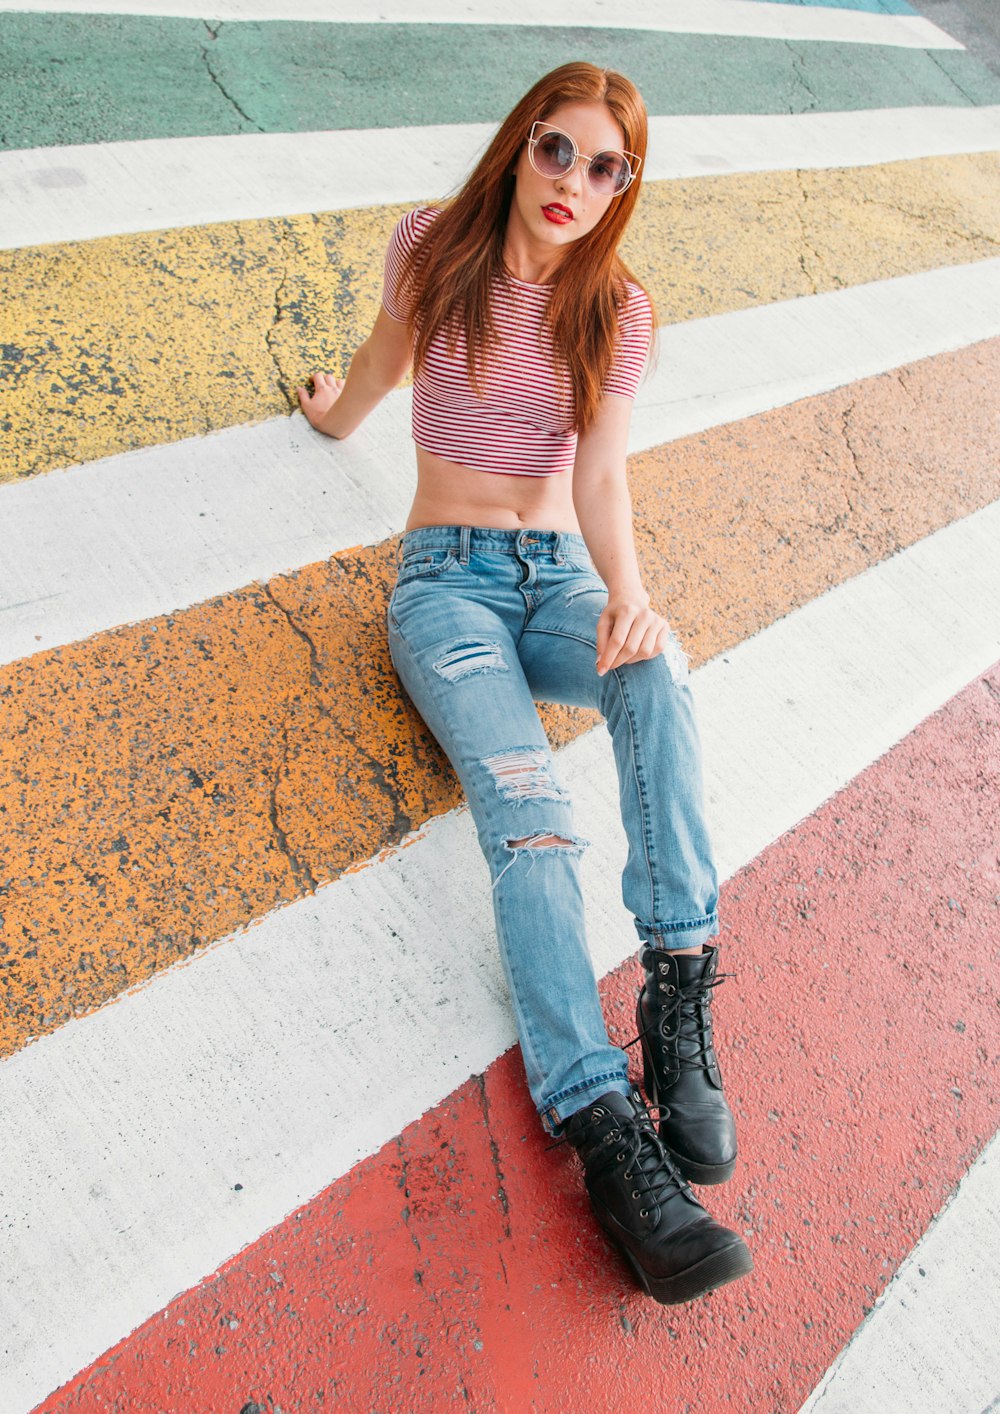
[595,607,611,669]
[597,604,636,676]
[597,604,673,675]
[296,373,345,426]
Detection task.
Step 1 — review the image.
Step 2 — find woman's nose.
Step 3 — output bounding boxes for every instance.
[555,159,584,197]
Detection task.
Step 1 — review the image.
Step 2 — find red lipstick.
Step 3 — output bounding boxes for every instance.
[542,203,573,225]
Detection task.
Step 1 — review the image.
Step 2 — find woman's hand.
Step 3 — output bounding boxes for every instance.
[596,597,674,676]
[297,372,345,434]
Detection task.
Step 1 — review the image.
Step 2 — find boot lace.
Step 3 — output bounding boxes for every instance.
[626,969,732,1077]
[599,1104,691,1219]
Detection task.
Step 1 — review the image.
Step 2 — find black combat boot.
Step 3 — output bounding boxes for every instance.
[565,1088,752,1304]
[637,944,737,1184]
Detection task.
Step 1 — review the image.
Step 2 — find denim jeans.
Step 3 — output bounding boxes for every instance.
[387,525,719,1132]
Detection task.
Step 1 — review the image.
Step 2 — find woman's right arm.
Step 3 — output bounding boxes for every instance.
[297,304,413,439]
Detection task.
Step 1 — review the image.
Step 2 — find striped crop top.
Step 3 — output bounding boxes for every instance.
[382,206,653,477]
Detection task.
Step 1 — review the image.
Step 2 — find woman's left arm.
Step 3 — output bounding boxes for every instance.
[572,393,674,677]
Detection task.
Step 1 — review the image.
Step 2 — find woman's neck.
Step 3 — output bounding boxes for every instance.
[501,215,565,286]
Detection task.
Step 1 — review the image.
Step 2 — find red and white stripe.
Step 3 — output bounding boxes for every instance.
[382,205,653,475]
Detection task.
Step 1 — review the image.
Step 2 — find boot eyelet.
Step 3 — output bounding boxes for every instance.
[640,1208,648,1218]
[658,963,668,976]
[623,1171,632,1180]
[632,1191,640,1199]
[666,985,676,996]
[617,1152,625,1162]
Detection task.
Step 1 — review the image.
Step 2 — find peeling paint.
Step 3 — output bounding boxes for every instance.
[25,671,1000,1410]
[3,343,1000,1053]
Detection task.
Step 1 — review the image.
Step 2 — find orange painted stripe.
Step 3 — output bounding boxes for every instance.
[2,336,999,1057]
[32,665,1000,1412]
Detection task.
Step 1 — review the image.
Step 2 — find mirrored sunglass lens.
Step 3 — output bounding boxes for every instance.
[534,130,575,174]
[588,152,631,194]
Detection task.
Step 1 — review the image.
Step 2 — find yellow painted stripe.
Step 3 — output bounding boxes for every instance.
[2,336,999,1057]
[3,152,999,483]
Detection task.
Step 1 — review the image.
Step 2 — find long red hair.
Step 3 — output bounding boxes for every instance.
[396,62,652,432]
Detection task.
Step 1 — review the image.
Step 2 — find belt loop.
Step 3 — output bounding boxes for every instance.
[459,525,471,564]
[554,532,566,565]
[395,535,405,566]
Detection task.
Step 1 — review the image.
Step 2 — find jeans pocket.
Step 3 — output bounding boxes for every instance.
[395,548,459,586]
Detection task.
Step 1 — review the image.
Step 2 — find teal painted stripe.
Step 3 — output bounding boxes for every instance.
[2,16,999,151]
[746,0,917,14]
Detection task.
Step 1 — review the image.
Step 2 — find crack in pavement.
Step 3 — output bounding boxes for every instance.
[476,1073,512,1246]
[200,29,264,133]
[266,709,319,895]
[895,369,918,404]
[795,171,825,295]
[265,235,293,407]
[395,1136,424,1256]
[853,190,1000,250]
[839,403,864,484]
[785,39,821,114]
[924,47,985,105]
[261,577,415,853]
[838,400,903,558]
[260,583,319,894]
[980,674,1000,706]
[262,580,321,691]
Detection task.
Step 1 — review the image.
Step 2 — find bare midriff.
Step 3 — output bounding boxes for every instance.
[407,446,582,533]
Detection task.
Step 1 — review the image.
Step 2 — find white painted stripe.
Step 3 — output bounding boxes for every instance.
[5,106,999,249]
[3,499,999,1414]
[0,0,962,50]
[3,258,1000,670]
[800,1130,1000,1414]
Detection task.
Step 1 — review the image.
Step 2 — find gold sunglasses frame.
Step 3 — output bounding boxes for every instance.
[526,121,642,196]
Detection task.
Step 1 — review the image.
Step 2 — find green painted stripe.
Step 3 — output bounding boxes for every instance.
[3,153,999,483]
[2,15,999,151]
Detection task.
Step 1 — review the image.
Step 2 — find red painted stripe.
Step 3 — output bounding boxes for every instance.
[36,666,1000,1414]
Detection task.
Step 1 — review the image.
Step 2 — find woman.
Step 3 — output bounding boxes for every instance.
[299,61,752,1305]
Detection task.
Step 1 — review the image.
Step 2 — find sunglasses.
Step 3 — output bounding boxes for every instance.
[526,121,641,197]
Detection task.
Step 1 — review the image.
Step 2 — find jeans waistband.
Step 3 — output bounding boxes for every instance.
[398,525,588,564]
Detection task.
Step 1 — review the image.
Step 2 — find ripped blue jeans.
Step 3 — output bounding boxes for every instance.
[387,526,719,1133]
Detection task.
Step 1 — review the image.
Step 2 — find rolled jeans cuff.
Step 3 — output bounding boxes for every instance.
[540,1069,632,1136]
[634,913,720,951]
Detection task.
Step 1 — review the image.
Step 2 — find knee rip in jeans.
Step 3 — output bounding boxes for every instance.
[481,746,567,804]
[491,830,589,891]
[662,632,690,685]
[433,638,508,682]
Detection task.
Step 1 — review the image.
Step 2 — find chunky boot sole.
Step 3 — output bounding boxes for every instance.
[641,1036,737,1186]
[593,1203,753,1304]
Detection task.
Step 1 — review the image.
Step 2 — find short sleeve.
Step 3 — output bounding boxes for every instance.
[382,206,440,322]
[602,284,653,399]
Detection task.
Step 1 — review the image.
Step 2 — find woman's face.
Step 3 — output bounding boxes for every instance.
[509,100,628,256]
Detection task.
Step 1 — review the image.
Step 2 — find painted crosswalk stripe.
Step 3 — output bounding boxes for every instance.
[3,333,999,1055]
[4,151,1000,482]
[3,2,998,1408]
[3,260,1000,670]
[26,680,995,1411]
[3,505,998,1413]
[800,1132,1000,1411]
[0,1,960,48]
[5,106,1000,250]
[3,19,997,157]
